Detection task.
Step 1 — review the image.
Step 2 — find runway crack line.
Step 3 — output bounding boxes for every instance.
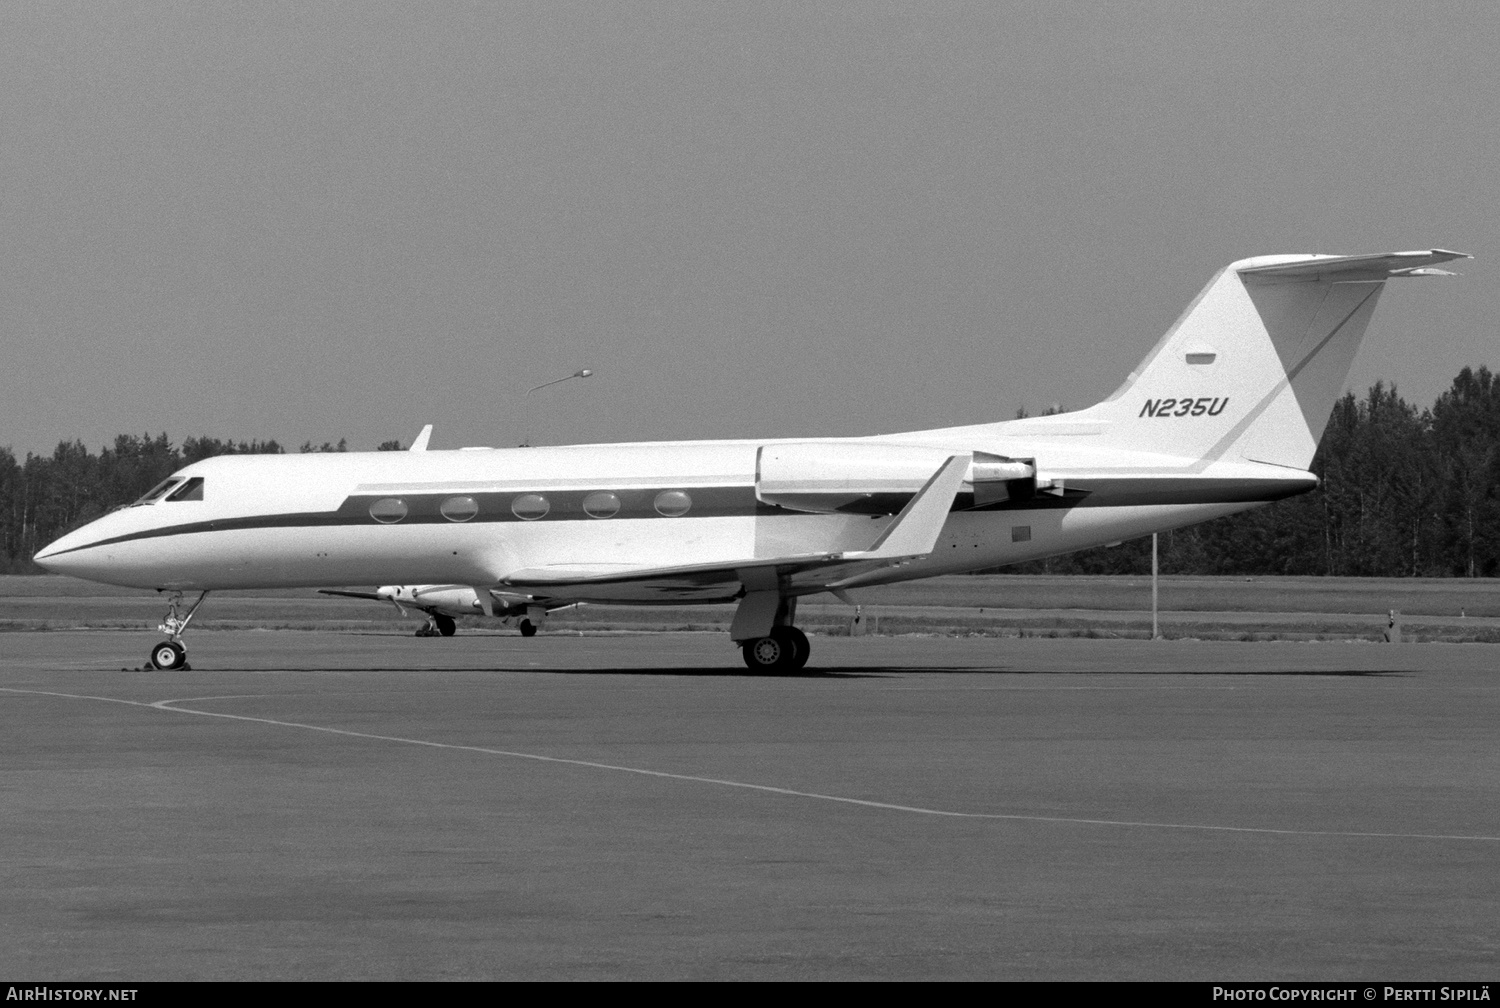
[5,687,1497,843]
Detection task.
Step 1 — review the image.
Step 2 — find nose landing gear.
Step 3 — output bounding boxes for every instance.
[148,591,210,670]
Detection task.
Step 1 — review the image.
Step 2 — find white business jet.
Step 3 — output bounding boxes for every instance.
[35,249,1467,672]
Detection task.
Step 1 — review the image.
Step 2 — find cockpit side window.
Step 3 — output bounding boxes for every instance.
[166,477,204,502]
[132,477,184,506]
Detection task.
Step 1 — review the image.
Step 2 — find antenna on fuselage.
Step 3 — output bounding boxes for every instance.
[521,369,593,447]
[409,425,433,452]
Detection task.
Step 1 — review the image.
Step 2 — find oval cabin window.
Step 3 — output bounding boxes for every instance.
[440,496,479,522]
[511,494,549,520]
[582,491,621,519]
[369,498,408,524]
[654,490,692,517]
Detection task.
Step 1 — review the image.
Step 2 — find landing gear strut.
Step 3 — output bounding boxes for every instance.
[148,590,209,670]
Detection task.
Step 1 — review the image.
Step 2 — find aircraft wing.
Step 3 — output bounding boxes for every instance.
[502,553,848,587]
[501,453,970,600]
[318,589,390,602]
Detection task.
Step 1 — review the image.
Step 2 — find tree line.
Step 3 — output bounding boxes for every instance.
[1014,366,1500,577]
[5,368,1500,577]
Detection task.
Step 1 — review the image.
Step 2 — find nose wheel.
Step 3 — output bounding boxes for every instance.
[740,626,810,673]
[150,640,188,670]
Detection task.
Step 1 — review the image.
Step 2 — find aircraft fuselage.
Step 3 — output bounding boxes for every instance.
[35,433,1310,601]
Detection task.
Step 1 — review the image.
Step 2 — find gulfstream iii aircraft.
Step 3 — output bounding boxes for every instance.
[35,249,1468,672]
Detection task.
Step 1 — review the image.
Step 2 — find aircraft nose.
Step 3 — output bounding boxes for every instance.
[32,513,124,579]
[33,532,94,575]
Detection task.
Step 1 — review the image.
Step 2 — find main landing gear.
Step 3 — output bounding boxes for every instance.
[734,593,811,673]
[740,626,810,673]
[147,590,210,670]
[415,614,456,637]
[516,605,546,637]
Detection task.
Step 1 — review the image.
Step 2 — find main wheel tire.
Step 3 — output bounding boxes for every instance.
[784,626,810,670]
[434,614,456,637]
[741,634,787,671]
[415,625,434,637]
[519,619,537,637]
[741,626,807,673]
[150,640,187,671]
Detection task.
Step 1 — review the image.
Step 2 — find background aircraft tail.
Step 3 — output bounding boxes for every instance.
[1014,250,1469,470]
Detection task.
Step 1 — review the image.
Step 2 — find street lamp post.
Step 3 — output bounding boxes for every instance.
[521,369,593,447]
[1151,532,1160,640]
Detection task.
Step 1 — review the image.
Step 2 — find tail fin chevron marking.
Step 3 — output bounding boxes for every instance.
[1209,281,1382,468]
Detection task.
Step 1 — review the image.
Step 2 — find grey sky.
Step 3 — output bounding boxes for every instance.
[3,1,1497,457]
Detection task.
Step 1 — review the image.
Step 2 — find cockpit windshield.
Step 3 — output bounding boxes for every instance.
[165,477,204,501]
[131,477,184,506]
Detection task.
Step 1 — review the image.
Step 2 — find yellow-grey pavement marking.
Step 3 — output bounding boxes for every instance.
[4,686,1496,843]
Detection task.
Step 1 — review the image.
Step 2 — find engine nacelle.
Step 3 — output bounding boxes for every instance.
[756,443,1037,512]
[380,585,486,616]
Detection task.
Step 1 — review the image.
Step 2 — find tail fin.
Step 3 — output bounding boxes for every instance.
[1024,249,1469,469]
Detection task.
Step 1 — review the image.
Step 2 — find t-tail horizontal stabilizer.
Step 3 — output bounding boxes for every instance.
[1235,249,1469,281]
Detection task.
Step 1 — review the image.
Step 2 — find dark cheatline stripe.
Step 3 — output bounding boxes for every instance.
[38,476,1316,557]
[38,487,774,557]
[38,509,355,557]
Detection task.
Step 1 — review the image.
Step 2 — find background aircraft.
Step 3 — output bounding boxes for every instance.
[33,249,1467,672]
[319,584,574,637]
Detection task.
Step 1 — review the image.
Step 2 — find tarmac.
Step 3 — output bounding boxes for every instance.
[1,629,1497,981]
